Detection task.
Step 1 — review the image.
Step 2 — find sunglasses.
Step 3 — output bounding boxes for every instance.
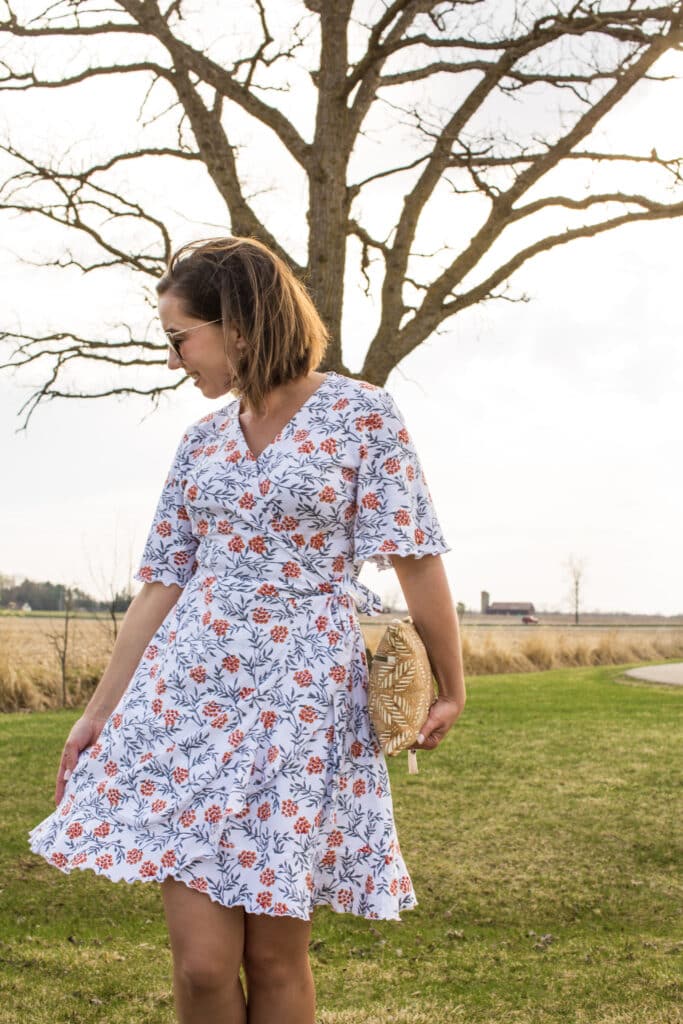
[162,318,222,360]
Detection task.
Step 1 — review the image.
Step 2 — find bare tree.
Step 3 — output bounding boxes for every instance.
[565,552,586,625]
[1,1,682,428]
[46,584,74,706]
[82,521,136,644]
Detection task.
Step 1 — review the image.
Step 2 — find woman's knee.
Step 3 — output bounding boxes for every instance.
[242,913,313,987]
[161,878,246,988]
[175,955,241,995]
[243,948,309,989]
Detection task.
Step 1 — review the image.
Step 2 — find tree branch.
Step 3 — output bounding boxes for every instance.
[0,62,171,90]
[443,201,683,319]
[0,143,172,275]
[1,323,182,432]
[115,0,312,170]
[361,7,683,377]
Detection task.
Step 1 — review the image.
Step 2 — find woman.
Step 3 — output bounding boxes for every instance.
[28,236,466,1023]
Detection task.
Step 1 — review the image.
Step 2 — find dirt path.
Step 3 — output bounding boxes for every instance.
[623,663,683,686]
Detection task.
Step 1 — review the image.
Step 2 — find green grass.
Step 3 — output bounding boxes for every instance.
[2,664,681,1023]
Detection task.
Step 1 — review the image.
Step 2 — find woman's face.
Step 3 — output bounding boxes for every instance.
[158,290,246,399]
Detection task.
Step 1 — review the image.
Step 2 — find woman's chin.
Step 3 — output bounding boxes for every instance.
[194,376,233,399]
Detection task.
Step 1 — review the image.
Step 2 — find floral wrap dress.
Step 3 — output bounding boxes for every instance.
[28,370,451,921]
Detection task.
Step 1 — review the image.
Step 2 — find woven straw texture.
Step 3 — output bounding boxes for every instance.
[367,617,435,756]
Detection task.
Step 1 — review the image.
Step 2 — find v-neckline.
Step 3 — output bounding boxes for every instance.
[235,371,336,466]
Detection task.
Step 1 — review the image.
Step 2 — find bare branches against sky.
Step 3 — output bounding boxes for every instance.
[0,1,682,426]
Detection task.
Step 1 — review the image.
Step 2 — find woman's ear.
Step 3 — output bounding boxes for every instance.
[230,322,247,350]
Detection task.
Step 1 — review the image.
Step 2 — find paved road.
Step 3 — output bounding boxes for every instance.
[623,663,683,686]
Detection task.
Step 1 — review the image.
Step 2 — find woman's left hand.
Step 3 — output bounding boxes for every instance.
[413,696,464,751]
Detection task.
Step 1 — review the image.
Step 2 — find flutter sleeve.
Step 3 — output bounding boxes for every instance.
[352,387,452,572]
[133,425,200,589]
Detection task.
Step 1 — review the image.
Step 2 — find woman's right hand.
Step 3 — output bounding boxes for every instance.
[54,713,107,808]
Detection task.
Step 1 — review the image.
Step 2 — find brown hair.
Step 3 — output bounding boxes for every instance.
[156,236,330,415]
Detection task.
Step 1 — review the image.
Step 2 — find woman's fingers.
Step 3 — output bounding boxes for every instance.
[53,716,107,805]
[415,697,463,749]
[55,745,74,806]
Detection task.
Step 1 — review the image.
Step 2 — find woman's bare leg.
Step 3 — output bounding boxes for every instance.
[161,876,247,1024]
[242,911,315,1024]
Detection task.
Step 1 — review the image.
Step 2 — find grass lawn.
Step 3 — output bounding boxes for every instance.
[1,663,681,1023]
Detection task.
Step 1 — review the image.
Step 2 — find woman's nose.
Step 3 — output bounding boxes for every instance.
[167,348,183,371]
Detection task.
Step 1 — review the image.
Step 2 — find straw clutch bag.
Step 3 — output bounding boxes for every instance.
[367,615,436,774]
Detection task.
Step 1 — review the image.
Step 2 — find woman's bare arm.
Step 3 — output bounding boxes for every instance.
[83,581,183,723]
[389,552,466,748]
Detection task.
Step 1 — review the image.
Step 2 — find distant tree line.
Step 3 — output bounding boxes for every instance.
[0,573,132,613]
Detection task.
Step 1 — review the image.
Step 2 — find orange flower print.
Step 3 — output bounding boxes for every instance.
[361,491,380,510]
[337,888,354,909]
[204,804,222,826]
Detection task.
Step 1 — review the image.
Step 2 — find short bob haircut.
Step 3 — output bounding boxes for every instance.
[156,236,330,415]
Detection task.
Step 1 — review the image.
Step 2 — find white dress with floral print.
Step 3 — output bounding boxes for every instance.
[28,371,451,921]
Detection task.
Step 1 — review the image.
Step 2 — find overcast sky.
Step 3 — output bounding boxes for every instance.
[1,4,682,616]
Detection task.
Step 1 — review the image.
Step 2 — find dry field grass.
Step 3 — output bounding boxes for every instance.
[2,611,682,713]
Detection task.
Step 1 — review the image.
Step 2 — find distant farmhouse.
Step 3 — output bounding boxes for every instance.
[481,591,535,616]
